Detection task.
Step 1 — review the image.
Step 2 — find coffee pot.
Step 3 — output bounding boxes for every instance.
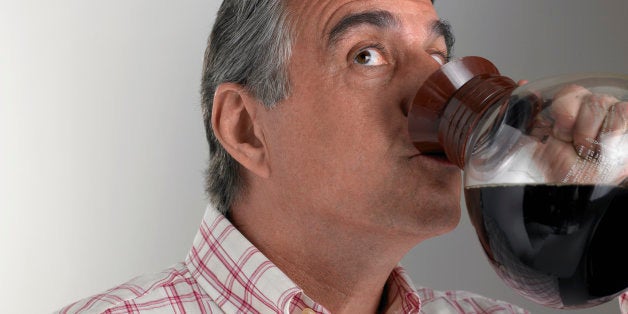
[409,56,628,309]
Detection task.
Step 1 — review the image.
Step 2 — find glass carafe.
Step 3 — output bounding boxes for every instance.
[409,56,628,309]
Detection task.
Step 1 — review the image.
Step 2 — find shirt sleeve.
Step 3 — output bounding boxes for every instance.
[620,292,628,314]
[416,287,530,314]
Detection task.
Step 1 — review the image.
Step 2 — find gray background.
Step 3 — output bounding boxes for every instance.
[1,0,626,313]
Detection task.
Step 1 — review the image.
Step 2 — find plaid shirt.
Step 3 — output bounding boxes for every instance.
[58,206,535,314]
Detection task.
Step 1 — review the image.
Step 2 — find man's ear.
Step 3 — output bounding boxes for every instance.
[211,83,270,178]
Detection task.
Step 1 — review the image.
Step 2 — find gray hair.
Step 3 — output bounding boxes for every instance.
[200,0,293,217]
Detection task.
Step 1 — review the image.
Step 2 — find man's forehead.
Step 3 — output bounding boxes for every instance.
[287,0,437,41]
[327,10,400,48]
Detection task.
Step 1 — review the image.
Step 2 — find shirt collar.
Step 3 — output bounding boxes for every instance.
[384,266,422,314]
[186,206,421,314]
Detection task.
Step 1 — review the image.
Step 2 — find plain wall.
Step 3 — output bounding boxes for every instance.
[1,0,626,313]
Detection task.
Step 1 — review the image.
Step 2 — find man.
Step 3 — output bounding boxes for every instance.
[59,0,627,313]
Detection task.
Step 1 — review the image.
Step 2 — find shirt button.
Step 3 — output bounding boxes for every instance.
[302,309,316,314]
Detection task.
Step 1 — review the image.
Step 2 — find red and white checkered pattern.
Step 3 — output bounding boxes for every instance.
[620,292,628,314]
[58,206,541,313]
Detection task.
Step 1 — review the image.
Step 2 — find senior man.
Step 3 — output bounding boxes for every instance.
[58,0,626,313]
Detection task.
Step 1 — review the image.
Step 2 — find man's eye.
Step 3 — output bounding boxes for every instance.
[354,47,386,66]
[431,53,446,66]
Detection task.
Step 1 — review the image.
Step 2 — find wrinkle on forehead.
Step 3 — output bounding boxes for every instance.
[327,10,400,48]
[284,0,345,43]
[286,0,436,43]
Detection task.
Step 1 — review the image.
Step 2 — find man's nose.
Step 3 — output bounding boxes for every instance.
[401,54,444,116]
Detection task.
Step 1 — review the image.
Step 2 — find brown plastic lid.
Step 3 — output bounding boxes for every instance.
[408,56,516,168]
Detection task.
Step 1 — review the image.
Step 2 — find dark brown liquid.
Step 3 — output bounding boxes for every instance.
[464,184,628,309]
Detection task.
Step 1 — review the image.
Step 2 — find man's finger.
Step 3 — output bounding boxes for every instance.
[572,94,618,156]
[599,101,628,184]
[599,101,628,151]
[550,85,591,142]
[600,101,628,137]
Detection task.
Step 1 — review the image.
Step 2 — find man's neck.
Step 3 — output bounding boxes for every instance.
[230,191,422,314]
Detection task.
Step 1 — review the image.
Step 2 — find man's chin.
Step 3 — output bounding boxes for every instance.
[396,200,462,240]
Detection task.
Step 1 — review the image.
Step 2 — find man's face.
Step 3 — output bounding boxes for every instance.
[259,0,461,239]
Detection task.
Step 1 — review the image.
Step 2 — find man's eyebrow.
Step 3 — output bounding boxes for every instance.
[431,19,455,57]
[327,10,399,48]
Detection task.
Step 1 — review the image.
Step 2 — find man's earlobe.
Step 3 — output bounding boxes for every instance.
[211,83,270,178]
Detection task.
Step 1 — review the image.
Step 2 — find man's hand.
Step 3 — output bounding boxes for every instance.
[530,84,628,185]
